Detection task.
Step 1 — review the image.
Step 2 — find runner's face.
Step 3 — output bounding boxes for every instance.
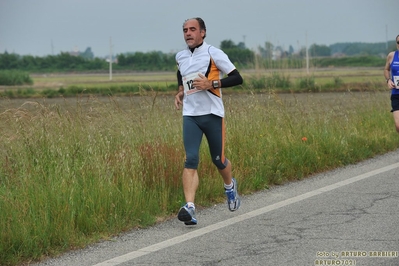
[183,19,205,49]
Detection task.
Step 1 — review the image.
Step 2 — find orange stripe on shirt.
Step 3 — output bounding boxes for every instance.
[206,58,221,98]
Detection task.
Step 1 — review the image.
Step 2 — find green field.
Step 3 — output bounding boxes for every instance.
[0,67,386,99]
[29,67,382,87]
[31,72,176,88]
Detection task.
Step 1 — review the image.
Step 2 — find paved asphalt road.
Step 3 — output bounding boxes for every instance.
[35,150,399,266]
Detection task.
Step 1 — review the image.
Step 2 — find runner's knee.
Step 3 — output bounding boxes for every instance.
[212,157,228,170]
[185,154,199,169]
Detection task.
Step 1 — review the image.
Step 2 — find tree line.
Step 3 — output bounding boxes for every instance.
[0,40,393,73]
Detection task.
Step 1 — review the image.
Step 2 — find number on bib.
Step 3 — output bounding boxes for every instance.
[394,76,399,88]
[182,72,201,95]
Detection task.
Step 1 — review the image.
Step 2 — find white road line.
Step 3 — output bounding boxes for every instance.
[93,162,399,266]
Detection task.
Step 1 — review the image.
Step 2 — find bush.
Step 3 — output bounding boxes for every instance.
[246,72,291,90]
[298,76,318,91]
[0,70,33,85]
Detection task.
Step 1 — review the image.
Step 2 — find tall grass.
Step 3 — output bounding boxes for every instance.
[1,91,398,265]
[224,91,397,189]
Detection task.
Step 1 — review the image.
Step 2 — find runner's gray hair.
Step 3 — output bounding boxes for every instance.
[183,17,206,39]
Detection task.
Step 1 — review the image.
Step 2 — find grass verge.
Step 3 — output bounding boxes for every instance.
[1,89,398,265]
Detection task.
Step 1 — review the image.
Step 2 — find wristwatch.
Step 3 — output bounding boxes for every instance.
[212,80,220,88]
[386,78,391,83]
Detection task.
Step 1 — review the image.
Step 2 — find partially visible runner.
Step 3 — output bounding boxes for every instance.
[384,34,399,133]
[174,17,243,225]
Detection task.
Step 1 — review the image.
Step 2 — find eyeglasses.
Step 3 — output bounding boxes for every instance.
[397,41,399,44]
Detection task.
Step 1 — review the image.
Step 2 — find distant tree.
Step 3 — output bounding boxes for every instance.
[330,42,389,56]
[309,44,331,57]
[0,51,20,69]
[80,47,94,59]
[220,40,237,49]
[258,41,274,59]
[116,51,175,70]
[288,45,294,55]
[219,39,254,67]
[56,52,86,70]
[223,48,254,66]
[237,42,246,49]
[118,53,127,65]
[387,40,397,52]
[298,47,307,58]
[275,46,285,59]
[21,55,37,69]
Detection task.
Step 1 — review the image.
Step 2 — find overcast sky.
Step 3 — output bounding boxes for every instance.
[0,0,398,57]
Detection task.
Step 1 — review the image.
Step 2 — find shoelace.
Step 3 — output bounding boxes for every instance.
[225,189,235,201]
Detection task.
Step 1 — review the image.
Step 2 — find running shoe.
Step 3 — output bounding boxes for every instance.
[225,177,241,211]
[177,204,197,225]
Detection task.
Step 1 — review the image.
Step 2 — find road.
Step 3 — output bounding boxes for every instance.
[35,149,399,266]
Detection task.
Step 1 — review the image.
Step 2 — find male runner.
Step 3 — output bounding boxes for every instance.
[174,17,243,225]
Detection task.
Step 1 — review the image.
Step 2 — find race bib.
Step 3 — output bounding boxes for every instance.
[394,76,399,88]
[183,72,201,95]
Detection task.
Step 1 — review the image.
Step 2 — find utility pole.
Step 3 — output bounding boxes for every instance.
[306,31,309,74]
[386,24,388,53]
[109,37,113,81]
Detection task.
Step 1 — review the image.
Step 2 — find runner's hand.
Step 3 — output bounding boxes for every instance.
[387,79,395,89]
[193,73,212,90]
[175,91,183,110]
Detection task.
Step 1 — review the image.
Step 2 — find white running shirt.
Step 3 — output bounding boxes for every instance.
[176,42,236,117]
